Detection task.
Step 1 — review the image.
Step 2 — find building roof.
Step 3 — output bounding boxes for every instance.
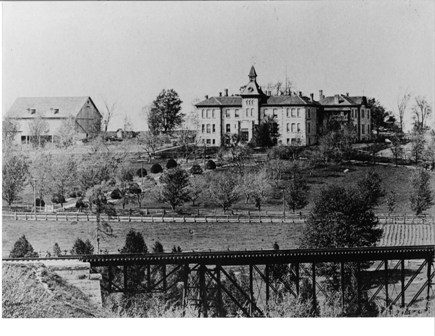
[196,96,243,107]
[7,96,101,119]
[265,94,320,106]
[320,94,367,106]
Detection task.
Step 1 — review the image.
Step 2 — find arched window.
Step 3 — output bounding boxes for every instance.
[291,123,295,132]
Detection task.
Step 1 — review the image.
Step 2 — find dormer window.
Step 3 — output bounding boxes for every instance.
[30,108,36,114]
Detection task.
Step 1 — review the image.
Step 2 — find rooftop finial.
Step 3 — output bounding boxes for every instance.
[249,66,257,81]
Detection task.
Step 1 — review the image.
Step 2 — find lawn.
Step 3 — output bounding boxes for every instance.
[2,219,305,257]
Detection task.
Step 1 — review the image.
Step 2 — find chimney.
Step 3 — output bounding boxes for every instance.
[205,95,209,99]
[219,92,222,97]
[299,91,302,97]
[319,90,324,100]
[310,93,314,102]
[334,94,340,104]
[225,89,228,96]
[346,92,349,97]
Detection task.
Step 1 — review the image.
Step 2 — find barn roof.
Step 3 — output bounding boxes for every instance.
[7,96,101,119]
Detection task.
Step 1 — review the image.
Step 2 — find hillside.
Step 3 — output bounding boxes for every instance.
[2,262,111,318]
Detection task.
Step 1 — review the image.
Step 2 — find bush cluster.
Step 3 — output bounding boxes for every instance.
[150,163,163,174]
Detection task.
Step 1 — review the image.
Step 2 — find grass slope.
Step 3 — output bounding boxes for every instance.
[2,263,111,318]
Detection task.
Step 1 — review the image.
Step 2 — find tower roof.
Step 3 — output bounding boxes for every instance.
[249,66,257,80]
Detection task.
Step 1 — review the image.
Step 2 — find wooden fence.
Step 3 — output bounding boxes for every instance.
[2,211,433,225]
[1,212,306,224]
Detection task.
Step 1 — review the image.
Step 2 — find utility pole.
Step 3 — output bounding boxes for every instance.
[282,189,286,218]
[33,178,37,214]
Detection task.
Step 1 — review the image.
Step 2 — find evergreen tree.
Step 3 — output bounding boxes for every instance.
[357,171,385,207]
[410,169,434,215]
[120,229,148,254]
[71,238,94,255]
[9,235,38,258]
[160,168,190,211]
[284,175,309,213]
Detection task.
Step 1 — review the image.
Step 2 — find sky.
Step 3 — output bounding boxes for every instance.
[2,1,434,131]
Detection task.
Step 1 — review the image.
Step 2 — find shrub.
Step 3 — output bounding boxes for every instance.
[205,160,216,170]
[110,188,123,199]
[9,235,38,258]
[128,183,142,195]
[137,168,147,177]
[166,159,178,169]
[150,163,163,174]
[53,243,62,257]
[75,198,87,210]
[51,194,66,205]
[35,198,45,207]
[71,238,94,255]
[122,170,134,182]
[190,164,203,175]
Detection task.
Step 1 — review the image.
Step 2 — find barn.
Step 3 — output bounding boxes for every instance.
[6,96,102,144]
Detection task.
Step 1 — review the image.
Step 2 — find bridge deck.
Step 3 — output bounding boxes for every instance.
[4,245,434,266]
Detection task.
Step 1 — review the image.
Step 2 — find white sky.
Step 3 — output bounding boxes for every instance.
[2,1,434,131]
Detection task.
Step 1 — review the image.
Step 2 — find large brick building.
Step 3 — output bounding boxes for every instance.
[195,66,371,146]
[7,96,102,144]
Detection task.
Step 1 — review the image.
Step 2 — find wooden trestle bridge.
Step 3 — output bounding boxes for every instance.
[4,245,434,317]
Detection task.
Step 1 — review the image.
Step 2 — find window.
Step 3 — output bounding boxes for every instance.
[265,109,268,115]
[212,110,215,118]
[206,109,210,118]
[206,139,211,144]
[308,138,311,145]
[291,123,295,132]
[297,108,301,117]
[212,124,216,133]
[235,109,239,118]
[202,109,205,118]
[286,123,290,132]
[226,109,230,118]
[202,124,205,133]
[30,108,36,114]
[53,108,59,114]
[212,139,215,145]
[273,109,277,117]
[286,108,290,118]
[361,125,365,134]
[226,124,231,133]
[307,108,311,119]
[297,123,301,132]
[206,124,211,133]
[251,108,254,117]
[291,108,296,117]
[287,138,290,145]
[362,109,365,118]
[307,123,311,134]
[246,108,249,117]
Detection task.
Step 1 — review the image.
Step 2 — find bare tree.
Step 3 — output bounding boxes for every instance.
[137,132,164,162]
[397,91,411,133]
[412,96,432,132]
[28,114,49,147]
[2,117,18,147]
[55,115,81,148]
[102,101,117,134]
